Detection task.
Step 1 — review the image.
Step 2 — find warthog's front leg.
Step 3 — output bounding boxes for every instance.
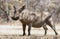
[22,24,26,36]
[28,23,32,36]
[28,26,31,36]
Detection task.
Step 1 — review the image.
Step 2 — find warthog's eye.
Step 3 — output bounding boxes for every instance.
[11,16,19,20]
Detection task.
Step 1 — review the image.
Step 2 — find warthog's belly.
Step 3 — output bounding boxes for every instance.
[32,21,45,28]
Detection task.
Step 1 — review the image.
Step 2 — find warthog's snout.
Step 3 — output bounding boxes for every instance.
[11,16,19,20]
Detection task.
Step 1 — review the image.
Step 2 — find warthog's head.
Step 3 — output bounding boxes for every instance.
[11,5,25,20]
[11,15,19,20]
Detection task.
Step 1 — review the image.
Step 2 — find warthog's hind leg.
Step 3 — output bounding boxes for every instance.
[43,24,48,35]
[45,20,58,35]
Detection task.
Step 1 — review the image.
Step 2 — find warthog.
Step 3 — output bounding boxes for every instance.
[11,5,58,36]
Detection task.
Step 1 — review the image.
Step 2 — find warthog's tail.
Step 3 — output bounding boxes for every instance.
[45,15,52,21]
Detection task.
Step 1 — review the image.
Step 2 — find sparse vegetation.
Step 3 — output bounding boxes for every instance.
[0,0,60,24]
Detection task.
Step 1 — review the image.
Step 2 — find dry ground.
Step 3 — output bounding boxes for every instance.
[0,21,60,39]
[0,35,60,39]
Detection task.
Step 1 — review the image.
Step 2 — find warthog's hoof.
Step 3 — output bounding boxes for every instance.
[23,33,26,36]
[56,33,58,35]
[28,33,31,36]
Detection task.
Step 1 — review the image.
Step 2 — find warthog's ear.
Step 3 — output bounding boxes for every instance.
[13,6,17,14]
[18,5,25,13]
